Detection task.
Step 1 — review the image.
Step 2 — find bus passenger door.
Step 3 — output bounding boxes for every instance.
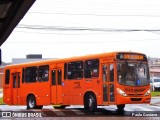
[51,69,63,104]
[102,64,115,104]
[109,64,115,104]
[12,73,20,105]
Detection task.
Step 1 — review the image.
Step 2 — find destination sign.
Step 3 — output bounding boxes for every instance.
[123,54,144,60]
[116,53,147,61]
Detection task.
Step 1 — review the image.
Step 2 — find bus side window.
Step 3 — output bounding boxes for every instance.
[58,70,62,85]
[5,69,10,84]
[110,64,114,82]
[25,66,38,83]
[103,65,107,82]
[38,65,49,82]
[84,59,99,78]
[22,68,25,83]
[13,74,17,88]
[64,63,67,80]
[52,70,56,85]
[18,74,20,88]
[67,61,83,80]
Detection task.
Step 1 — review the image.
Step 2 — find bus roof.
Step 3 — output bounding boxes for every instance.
[4,51,146,68]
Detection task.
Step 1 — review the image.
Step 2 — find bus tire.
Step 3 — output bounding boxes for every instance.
[117,104,125,111]
[84,93,97,111]
[27,95,36,109]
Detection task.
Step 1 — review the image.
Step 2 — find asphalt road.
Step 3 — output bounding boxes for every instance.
[0,104,160,120]
[0,98,160,120]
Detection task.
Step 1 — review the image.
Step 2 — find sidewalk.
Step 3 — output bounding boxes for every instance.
[150,102,160,106]
[150,96,160,106]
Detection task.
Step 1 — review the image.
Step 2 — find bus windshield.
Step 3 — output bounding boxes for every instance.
[117,62,149,86]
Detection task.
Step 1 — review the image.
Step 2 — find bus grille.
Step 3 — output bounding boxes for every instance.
[128,94,143,96]
[130,98,142,101]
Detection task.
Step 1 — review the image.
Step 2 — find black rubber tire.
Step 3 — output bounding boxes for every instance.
[117,104,125,111]
[27,95,36,109]
[84,93,97,111]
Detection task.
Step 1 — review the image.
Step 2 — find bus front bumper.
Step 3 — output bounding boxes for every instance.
[116,94,151,105]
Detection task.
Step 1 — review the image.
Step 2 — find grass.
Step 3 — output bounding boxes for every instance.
[151,91,160,97]
[0,97,4,105]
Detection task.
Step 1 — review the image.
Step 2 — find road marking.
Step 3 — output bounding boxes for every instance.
[52,109,65,116]
[71,109,85,115]
[105,106,117,111]
[149,105,160,110]
[132,106,154,111]
[67,105,84,109]
[124,107,133,111]
[33,109,47,117]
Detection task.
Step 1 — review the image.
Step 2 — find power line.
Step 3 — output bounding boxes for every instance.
[17,24,160,32]
[14,30,160,36]
[28,11,160,18]
[14,30,99,35]
[5,38,160,44]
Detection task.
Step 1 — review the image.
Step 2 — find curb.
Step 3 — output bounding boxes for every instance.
[150,102,160,106]
[150,104,160,106]
[152,97,160,98]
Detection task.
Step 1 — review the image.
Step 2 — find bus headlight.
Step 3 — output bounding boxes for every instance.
[117,88,127,96]
[144,89,150,96]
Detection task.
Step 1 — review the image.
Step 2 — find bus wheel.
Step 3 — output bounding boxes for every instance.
[117,104,125,111]
[84,93,97,111]
[27,95,36,109]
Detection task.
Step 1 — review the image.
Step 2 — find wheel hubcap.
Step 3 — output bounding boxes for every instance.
[29,99,34,108]
[89,96,93,107]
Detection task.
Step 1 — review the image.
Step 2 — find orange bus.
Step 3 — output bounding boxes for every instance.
[3,52,151,111]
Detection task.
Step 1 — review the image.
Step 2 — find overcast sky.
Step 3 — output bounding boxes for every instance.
[1,0,160,62]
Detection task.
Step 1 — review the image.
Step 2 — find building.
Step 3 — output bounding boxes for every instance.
[148,57,160,78]
[149,64,160,78]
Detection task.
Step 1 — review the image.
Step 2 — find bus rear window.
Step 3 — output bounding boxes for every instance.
[5,69,10,84]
